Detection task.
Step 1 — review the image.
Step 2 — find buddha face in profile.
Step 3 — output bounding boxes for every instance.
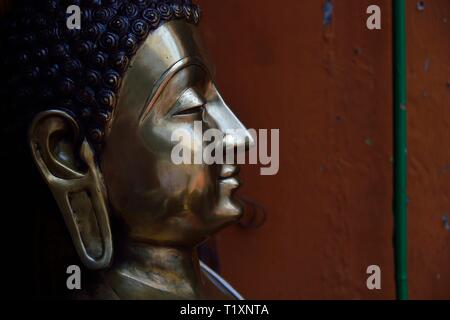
[101,21,252,247]
[3,0,251,276]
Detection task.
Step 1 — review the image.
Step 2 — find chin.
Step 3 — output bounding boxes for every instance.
[211,194,244,227]
[217,175,244,219]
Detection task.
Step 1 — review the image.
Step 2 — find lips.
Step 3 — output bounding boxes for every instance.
[214,165,244,219]
[219,164,240,179]
[218,165,241,190]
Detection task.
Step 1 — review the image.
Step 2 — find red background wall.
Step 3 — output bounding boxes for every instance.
[196,0,449,299]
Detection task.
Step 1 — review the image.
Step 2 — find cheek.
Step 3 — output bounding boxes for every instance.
[104,118,221,215]
[156,160,208,195]
[138,121,219,202]
[156,160,219,204]
[100,138,157,216]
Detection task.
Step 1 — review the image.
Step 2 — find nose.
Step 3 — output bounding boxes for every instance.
[204,86,254,152]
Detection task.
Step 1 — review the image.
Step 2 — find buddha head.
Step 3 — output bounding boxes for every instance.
[1,0,251,271]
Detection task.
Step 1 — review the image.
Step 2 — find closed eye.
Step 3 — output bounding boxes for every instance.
[173,105,204,116]
[171,87,206,117]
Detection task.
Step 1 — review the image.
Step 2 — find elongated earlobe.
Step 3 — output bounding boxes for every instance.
[29,110,113,270]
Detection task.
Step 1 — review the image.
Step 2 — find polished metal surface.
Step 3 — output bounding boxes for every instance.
[200,261,245,300]
[29,20,250,299]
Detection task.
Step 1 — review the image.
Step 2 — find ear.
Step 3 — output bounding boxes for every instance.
[29,110,113,270]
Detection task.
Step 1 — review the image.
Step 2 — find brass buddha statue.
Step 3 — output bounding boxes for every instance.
[0,0,251,299]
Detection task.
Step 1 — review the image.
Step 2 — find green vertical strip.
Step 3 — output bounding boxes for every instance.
[393,0,408,300]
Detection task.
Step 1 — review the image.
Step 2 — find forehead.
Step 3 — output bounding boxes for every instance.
[116,20,212,117]
[134,20,213,81]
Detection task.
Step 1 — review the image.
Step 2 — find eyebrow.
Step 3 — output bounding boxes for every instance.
[139,56,210,125]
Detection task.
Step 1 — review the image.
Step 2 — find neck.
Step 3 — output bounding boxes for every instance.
[104,240,204,299]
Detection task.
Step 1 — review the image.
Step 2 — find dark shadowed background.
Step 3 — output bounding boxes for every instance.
[196,0,449,299]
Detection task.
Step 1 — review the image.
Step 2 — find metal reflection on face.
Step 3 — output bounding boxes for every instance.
[101,20,252,246]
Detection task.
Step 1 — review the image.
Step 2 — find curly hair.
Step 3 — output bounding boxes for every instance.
[0,0,200,147]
